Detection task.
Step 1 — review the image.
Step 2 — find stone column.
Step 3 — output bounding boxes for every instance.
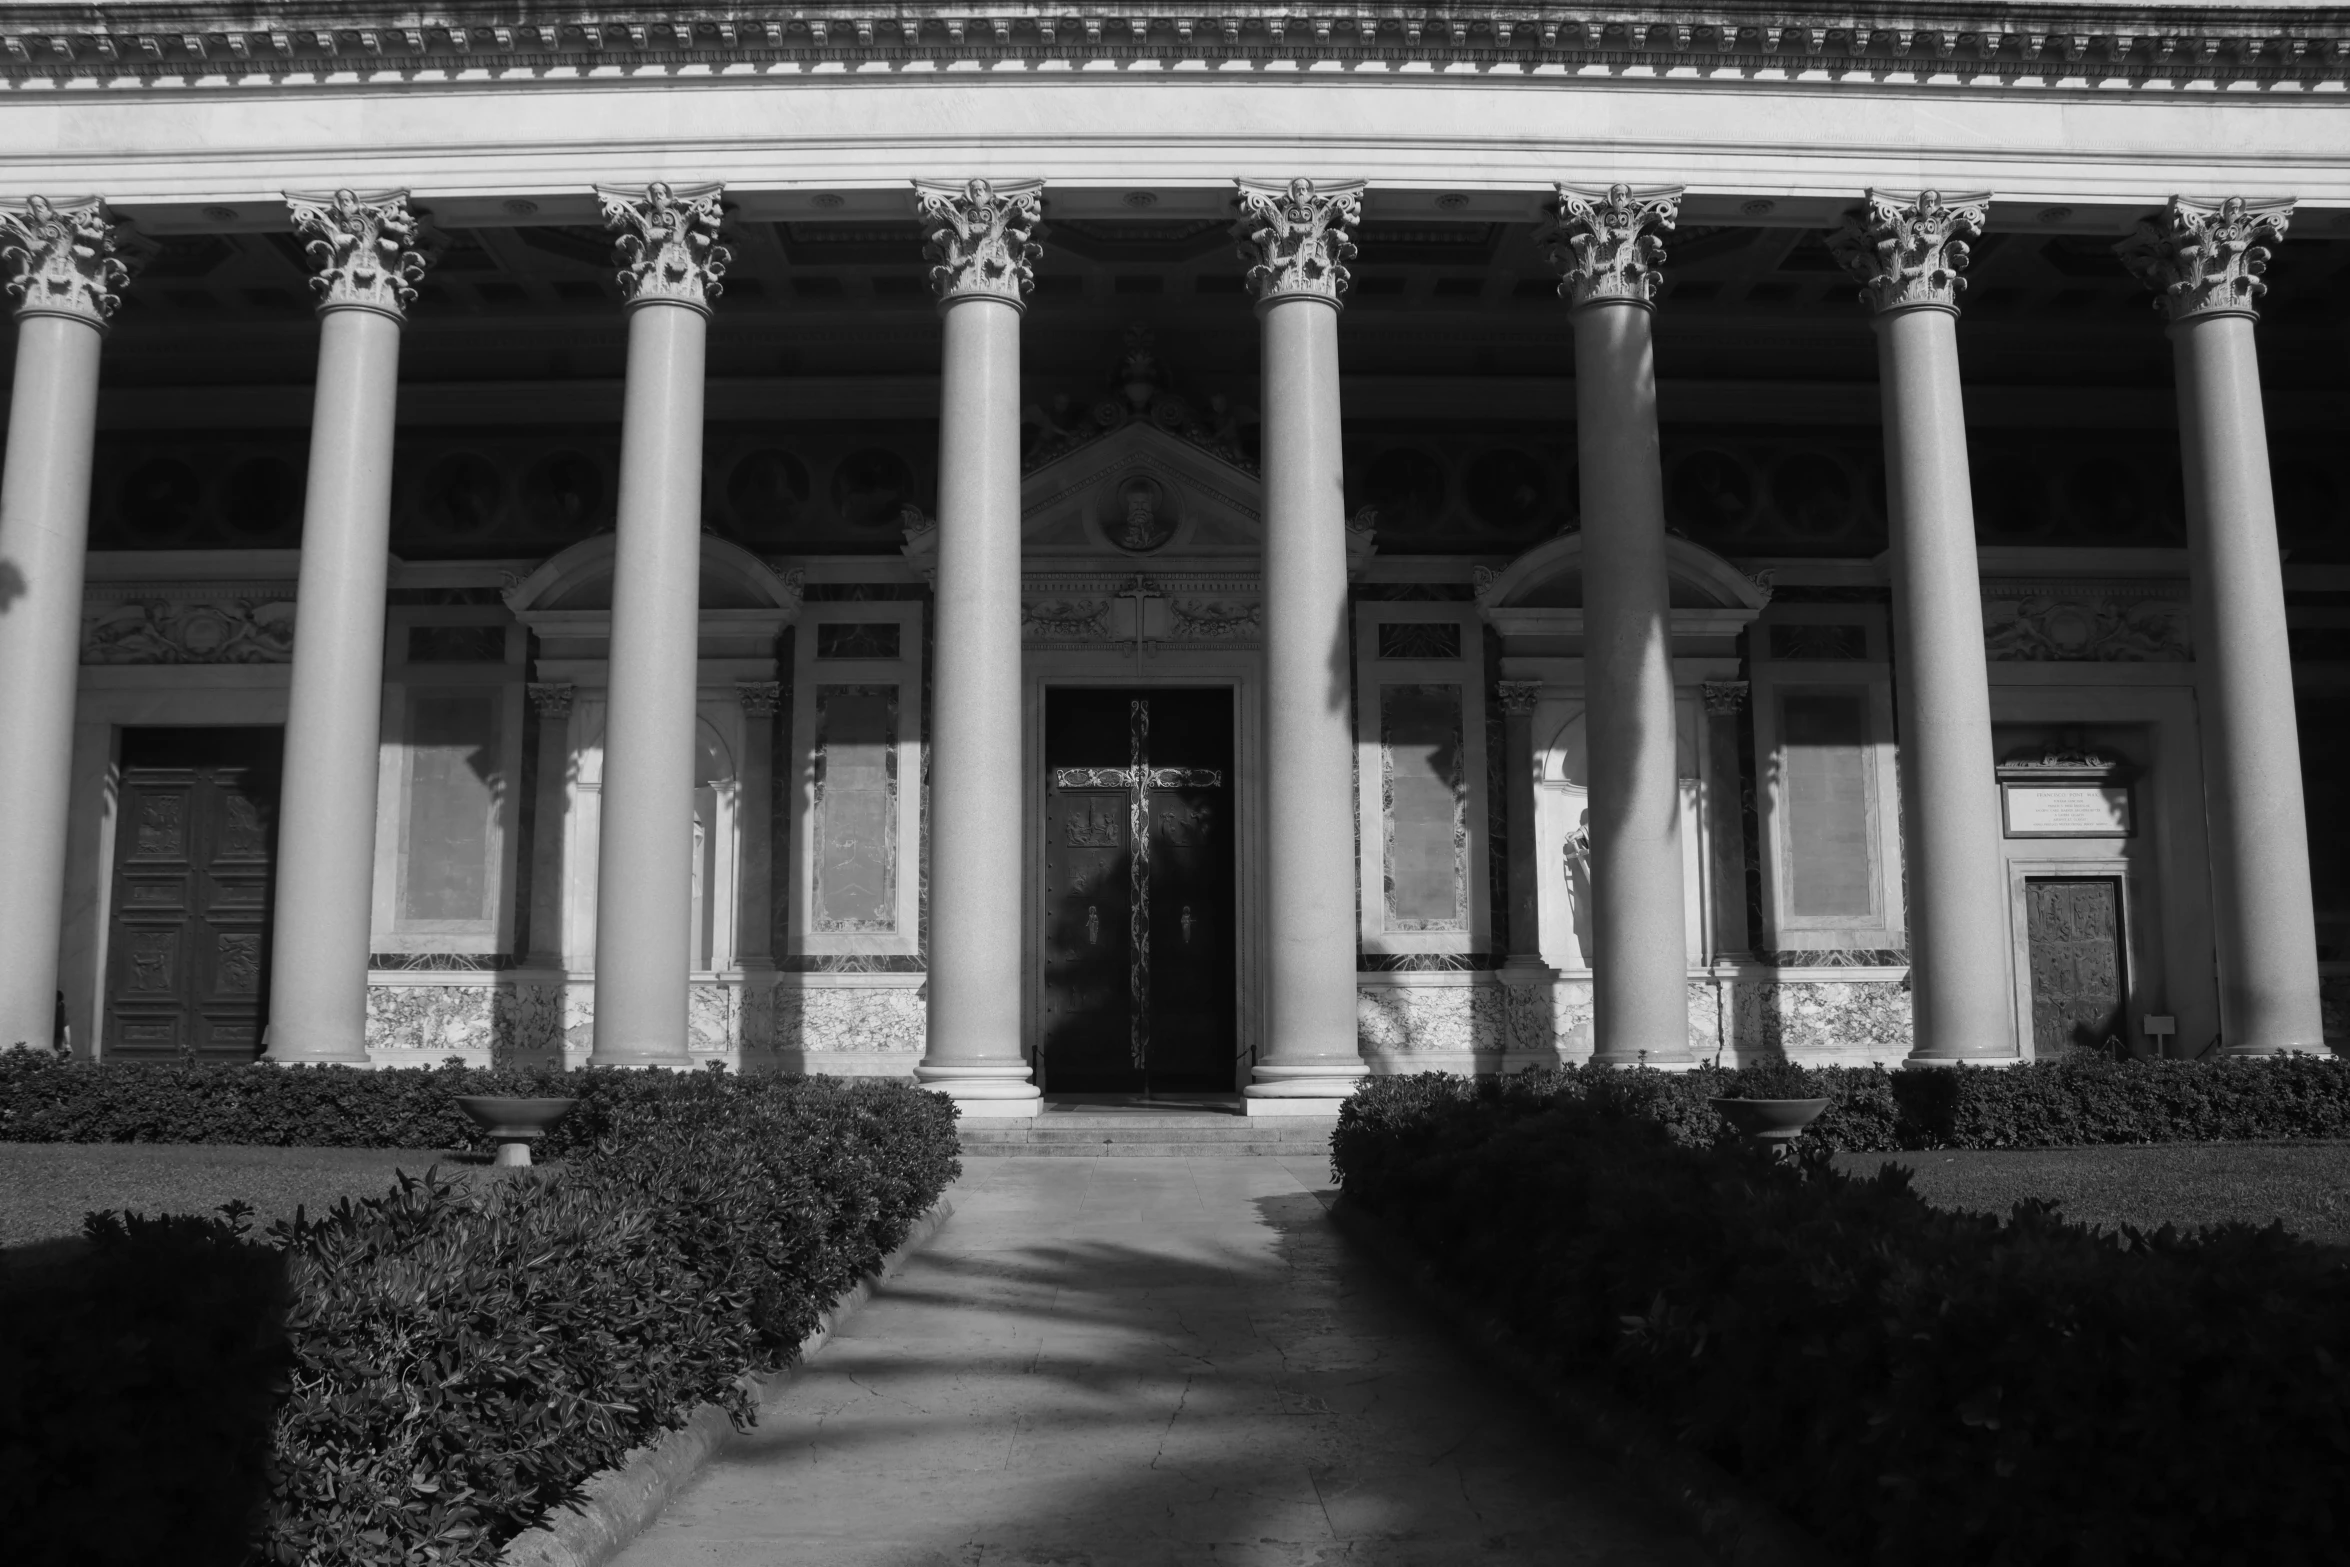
[1544,185,1692,1065]
[1236,177,1369,1109]
[525,683,575,966]
[264,191,431,1063]
[0,197,126,1054]
[2121,196,2325,1055]
[734,681,779,970]
[1831,190,2017,1063]
[914,178,1045,1113]
[1496,680,1552,971]
[589,183,728,1067]
[1700,682,1754,963]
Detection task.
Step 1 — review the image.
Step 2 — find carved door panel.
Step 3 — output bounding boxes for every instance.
[1040,688,1235,1094]
[2025,877,2125,1056]
[106,729,282,1061]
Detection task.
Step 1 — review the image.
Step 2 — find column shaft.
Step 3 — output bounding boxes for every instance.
[525,687,573,966]
[0,314,104,1053]
[2175,313,2325,1053]
[1572,300,1692,1063]
[590,301,706,1065]
[919,295,1035,1102]
[1251,296,1364,1099]
[1879,306,2017,1061]
[265,308,404,1061]
[1498,691,1548,967]
[734,689,777,970]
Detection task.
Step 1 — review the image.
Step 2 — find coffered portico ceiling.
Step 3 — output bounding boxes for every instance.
[3,4,2348,214]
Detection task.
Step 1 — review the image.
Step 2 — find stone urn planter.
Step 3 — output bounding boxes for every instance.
[1707,1096,1830,1160]
[455,1096,577,1168]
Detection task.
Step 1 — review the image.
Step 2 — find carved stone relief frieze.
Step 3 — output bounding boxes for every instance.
[1169,598,1261,641]
[1023,597,1112,640]
[1981,580,2191,662]
[83,598,297,663]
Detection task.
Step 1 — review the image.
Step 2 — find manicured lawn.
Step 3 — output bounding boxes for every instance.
[0,1142,536,1267]
[1835,1141,2350,1247]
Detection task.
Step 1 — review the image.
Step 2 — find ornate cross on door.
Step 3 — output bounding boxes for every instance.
[1051,697,1223,1072]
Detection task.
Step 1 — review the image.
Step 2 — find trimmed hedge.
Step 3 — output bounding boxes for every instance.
[0,1072,960,1567]
[1334,1082,2350,1565]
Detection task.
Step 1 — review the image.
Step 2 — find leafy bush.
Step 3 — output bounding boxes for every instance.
[1335,1086,2350,1565]
[3,1073,960,1567]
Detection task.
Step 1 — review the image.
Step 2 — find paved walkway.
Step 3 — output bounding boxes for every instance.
[613,1158,1707,1567]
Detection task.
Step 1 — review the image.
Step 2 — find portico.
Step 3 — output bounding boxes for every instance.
[4,4,2346,1093]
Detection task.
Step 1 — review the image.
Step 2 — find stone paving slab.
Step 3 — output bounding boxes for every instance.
[611,1157,1707,1567]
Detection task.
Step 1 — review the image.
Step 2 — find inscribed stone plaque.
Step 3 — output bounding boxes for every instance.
[2003,783,2133,838]
[402,693,500,922]
[1779,691,1874,919]
[813,687,898,931]
[1381,683,1467,930]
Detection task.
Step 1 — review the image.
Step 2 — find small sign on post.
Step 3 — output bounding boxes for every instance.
[2144,1014,2177,1057]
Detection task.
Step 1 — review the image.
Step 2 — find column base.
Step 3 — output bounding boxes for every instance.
[1243,1094,1348,1118]
[1590,1054,1700,1073]
[914,1060,1042,1116]
[1245,1060,1365,1104]
[586,1049,696,1070]
[260,1026,373,1068]
[1901,1051,2025,1068]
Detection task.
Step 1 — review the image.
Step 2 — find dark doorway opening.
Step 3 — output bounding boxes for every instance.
[2024,876,2127,1057]
[105,727,284,1062]
[1041,688,1236,1094]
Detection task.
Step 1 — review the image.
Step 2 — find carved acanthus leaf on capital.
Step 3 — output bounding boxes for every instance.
[736,681,783,718]
[527,682,575,718]
[285,189,431,318]
[1828,189,1990,315]
[1497,680,1544,715]
[1541,184,1682,308]
[0,195,129,326]
[597,182,729,312]
[1234,177,1364,307]
[915,178,1045,306]
[1702,681,1751,716]
[2117,195,2294,322]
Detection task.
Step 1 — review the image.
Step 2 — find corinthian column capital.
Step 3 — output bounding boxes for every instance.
[916,177,1046,308]
[2117,195,2294,323]
[596,181,729,314]
[0,195,129,327]
[1233,177,1365,308]
[1497,680,1543,715]
[285,188,430,320]
[1542,184,1682,308]
[1829,188,1991,316]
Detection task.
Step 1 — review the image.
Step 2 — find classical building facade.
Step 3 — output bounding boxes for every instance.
[2,5,2346,1113]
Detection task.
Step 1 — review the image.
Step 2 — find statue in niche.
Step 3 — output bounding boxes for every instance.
[1113,474,1176,553]
[1561,806,1596,968]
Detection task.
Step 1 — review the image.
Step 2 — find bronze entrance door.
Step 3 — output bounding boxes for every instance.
[1041,689,1235,1094]
[2024,877,2127,1056]
[105,728,283,1061]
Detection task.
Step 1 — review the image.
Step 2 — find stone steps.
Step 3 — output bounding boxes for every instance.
[959,1114,1337,1158]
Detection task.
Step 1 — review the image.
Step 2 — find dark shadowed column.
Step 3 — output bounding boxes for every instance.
[0,197,125,1053]
[1544,184,1692,1065]
[1830,190,2017,1064]
[2121,195,2324,1056]
[1237,177,1369,1111]
[914,178,1046,1114]
[589,182,727,1066]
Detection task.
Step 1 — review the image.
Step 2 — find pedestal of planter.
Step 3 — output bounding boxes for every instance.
[1707,1096,1829,1160]
[455,1095,577,1167]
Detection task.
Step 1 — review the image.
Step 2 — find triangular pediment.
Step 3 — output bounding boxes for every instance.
[1017,422,1263,562]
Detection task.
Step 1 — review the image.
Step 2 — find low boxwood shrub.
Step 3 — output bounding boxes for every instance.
[2,1073,961,1567]
[1335,1085,2350,1565]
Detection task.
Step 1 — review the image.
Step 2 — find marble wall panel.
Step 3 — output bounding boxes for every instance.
[365,982,566,1067]
[1356,981,1507,1059]
[773,982,928,1056]
[1725,977,1912,1063]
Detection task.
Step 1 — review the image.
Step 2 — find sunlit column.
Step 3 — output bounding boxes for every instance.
[589,182,727,1066]
[914,178,1047,1113]
[1830,190,2017,1063]
[0,197,126,1054]
[734,681,780,971]
[264,191,432,1063]
[1496,680,1551,971]
[2120,195,2324,1056]
[525,682,575,966]
[1544,184,1692,1065]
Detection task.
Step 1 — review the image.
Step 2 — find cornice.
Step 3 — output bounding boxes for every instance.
[2,5,2347,94]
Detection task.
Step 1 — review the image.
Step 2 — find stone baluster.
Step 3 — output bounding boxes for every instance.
[262,190,432,1063]
[0,196,127,1053]
[525,682,575,967]
[1496,680,1552,974]
[1543,184,1692,1065]
[2119,195,2324,1055]
[1236,176,1370,1110]
[914,177,1045,1114]
[1830,189,2018,1063]
[589,181,728,1067]
[1699,681,1754,964]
